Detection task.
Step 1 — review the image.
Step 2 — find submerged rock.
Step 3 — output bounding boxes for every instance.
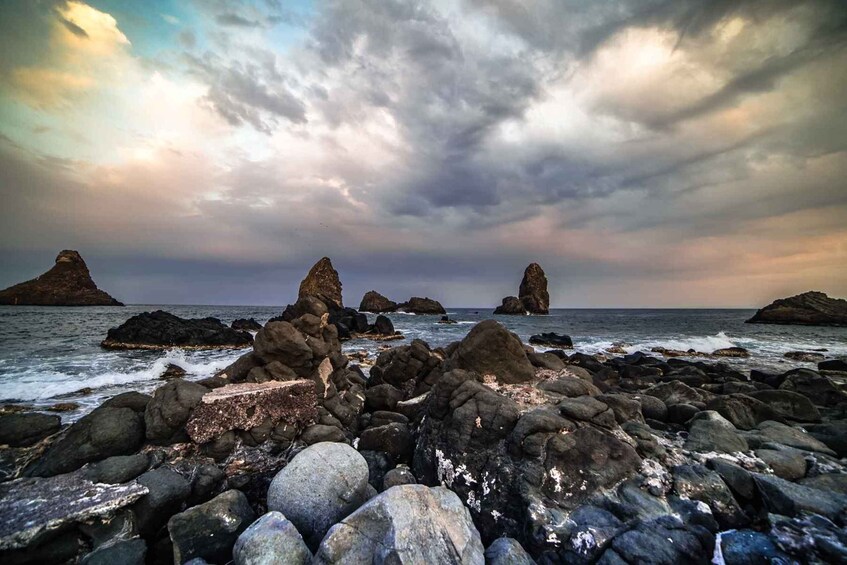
[0,250,123,306]
[298,257,344,310]
[359,290,397,313]
[185,380,318,444]
[746,291,847,327]
[313,485,485,564]
[0,474,147,551]
[102,310,253,350]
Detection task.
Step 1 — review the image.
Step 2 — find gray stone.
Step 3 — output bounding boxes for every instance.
[753,420,836,455]
[133,467,192,536]
[267,442,370,547]
[748,389,821,422]
[684,411,748,454]
[752,473,847,519]
[80,538,146,565]
[168,489,256,564]
[382,466,417,490]
[484,537,535,565]
[144,380,209,444]
[83,453,149,484]
[314,485,484,564]
[0,412,61,447]
[233,511,311,565]
[0,474,147,550]
[755,448,806,480]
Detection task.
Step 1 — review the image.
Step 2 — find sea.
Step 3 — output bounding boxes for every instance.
[1,305,845,422]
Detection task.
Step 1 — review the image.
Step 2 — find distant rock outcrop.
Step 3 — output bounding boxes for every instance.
[0,250,123,306]
[101,311,253,350]
[494,263,549,315]
[359,291,397,313]
[298,257,343,310]
[746,291,847,327]
[396,297,446,315]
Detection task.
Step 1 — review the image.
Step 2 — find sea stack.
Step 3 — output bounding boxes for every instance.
[359,290,397,313]
[0,250,123,306]
[494,262,549,315]
[746,291,847,327]
[298,257,343,310]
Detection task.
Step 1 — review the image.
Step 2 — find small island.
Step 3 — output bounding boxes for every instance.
[746,291,847,327]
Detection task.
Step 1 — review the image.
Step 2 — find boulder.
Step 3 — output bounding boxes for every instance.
[83,453,150,484]
[133,467,192,536]
[684,411,748,454]
[449,320,535,384]
[231,318,262,331]
[26,402,145,477]
[267,442,370,547]
[819,359,847,372]
[644,381,703,406]
[0,412,61,447]
[529,333,573,348]
[382,466,417,490]
[144,380,210,444]
[779,370,846,407]
[369,339,444,395]
[0,250,123,306]
[538,376,601,398]
[252,321,315,376]
[233,511,311,565]
[80,539,146,565]
[485,537,535,565]
[746,291,847,326]
[359,291,397,313]
[298,257,344,310]
[185,380,317,444]
[706,394,783,430]
[372,314,395,335]
[396,297,447,315]
[756,448,806,480]
[752,473,847,519]
[168,489,256,564]
[493,296,525,315]
[0,474,147,551]
[718,530,791,565]
[313,485,484,564]
[102,310,252,350]
[747,389,821,422]
[752,420,835,455]
[672,464,748,528]
[357,423,413,463]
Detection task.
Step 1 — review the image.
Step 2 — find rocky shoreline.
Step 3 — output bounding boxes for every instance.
[1,259,846,564]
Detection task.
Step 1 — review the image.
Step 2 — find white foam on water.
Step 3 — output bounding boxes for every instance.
[0,349,238,401]
[629,331,738,354]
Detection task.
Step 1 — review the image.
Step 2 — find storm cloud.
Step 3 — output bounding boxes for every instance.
[0,0,845,307]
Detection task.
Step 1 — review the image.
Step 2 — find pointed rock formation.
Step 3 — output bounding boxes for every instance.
[298,257,343,310]
[746,291,847,327]
[0,250,123,306]
[494,262,549,315]
[359,290,397,313]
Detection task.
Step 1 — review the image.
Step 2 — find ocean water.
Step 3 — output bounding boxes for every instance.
[1,305,845,421]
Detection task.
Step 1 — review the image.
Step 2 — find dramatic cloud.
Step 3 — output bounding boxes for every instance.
[0,0,845,307]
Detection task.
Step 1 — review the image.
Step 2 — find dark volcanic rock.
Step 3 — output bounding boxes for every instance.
[0,250,123,306]
[449,320,535,384]
[0,412,61,447]
[359,290,397,313]
[396,296,446,315]
[144,380,209,444]
[26,402,145,477]
[494,262,550,315]
[819,358,847,372]
[746,291,847,326]
[102,310,253,350]
[298,257,343,310]
[231,318,262,331]
[529,332,573,348]
[185,380,318,444]
[372,314,395,335]
[168,489,256,564]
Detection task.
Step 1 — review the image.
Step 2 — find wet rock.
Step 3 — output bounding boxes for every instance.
[746,291,847,326]
[359,290,397,313]
[819,359,847,372]
[538,376,601,398]
[644,381,704,406]
[231,318,262,331]
[133,467,192,536]
[80,538,146,565]
[603,516,714,565]
[672,464,748,528]
[396,296,447,315]
[747,389,821,422]
[372,314,395,335]
[0,412,60,447]
[784,350,826,362]
[160,363,187,380]
[102,310,252,350]
[0,250,123,306]
[298,257,344,310]
[752,473,847,519]
[494,296,525,315]
[144,380,209,444]
[718,530,790,565]
[708,458,756,502]
[684,411,748,454]
[750,420,835,455]
[185,380,317,444]
[26,402,145,477]
[267,442,370,547]
[706,394,782,430]
[529,332,573,348]
[0,474,147,551]
[313,485,484,564]
[449,320,535,384]
[666,403,699,425]
[233,511,311,565]
[804,421,847,457]
[83,453,149,484]
[252,321,315,376]
[168,489,255,564]
[485,537,535,565]
[634,394,667,421]
[799,473,847,495]
[755,448,806,480]
[779,369,847,407]
[712,347,750,358]
[358,423,413,463]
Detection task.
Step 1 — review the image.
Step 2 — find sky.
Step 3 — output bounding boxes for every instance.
[0,0,845,308]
